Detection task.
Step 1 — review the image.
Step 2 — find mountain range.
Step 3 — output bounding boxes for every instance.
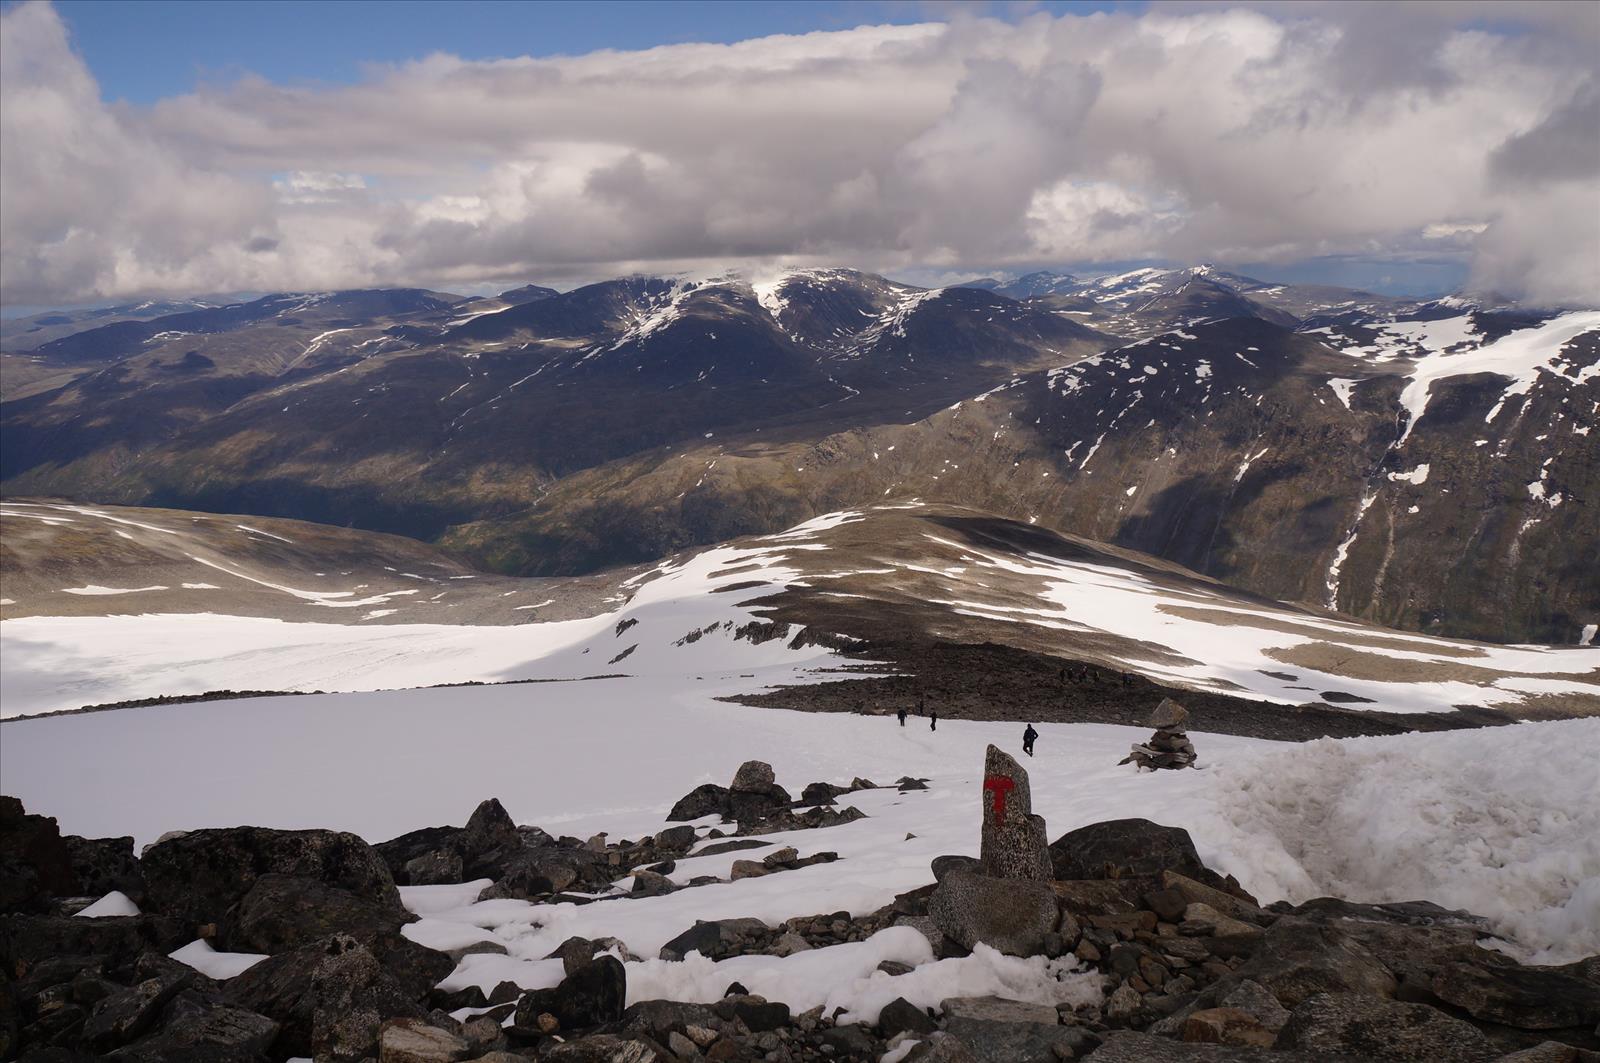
[2,265,1596,644]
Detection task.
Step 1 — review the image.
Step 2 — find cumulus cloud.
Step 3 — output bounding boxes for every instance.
[1,0,1596,306]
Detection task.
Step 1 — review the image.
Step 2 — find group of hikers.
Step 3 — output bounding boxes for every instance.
[884,697,1040,757]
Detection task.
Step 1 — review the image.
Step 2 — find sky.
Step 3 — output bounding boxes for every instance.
[2,0,1597,308]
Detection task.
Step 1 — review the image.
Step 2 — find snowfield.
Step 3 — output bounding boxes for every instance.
[4,675,1596,990]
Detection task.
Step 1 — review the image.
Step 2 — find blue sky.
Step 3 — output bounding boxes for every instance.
[52,0,1137,104]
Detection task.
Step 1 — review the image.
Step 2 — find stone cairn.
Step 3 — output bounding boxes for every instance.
[979,744,1053,880]
[1120,697,1197,770]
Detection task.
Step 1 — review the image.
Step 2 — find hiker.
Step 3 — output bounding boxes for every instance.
[929,708,938,732]
[1023,723,1038,757]
[897,707,907,727]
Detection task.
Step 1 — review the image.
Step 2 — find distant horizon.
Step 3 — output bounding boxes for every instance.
[0,256,1475,319]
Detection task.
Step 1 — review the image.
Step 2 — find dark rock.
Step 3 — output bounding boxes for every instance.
[232,873,411,953]
[729,996,789,1031]
[730,761,777,793]
[659,921,722,961]
[461,799,522,859]
[1276,992,1497,1061]
[879,996,937,1038]
[0,796,79,908]
[1087,1029,1369,1059]
[108,1003,280,1061]
[944,1016,1096,1062]
[801,782,847,805]
[694,839,770,858]
[222,933,430,1058]
[1050,819,1208,882]
[819,1024,876,1056]
[1218,918,1398,1009]
[375,825,462,884]
[513,955,626,1033]
[932,855,984,882]
[930,871,1060,957]
[546,935,599,975]
[620,998,720,1038]
[667,784,730,822]
[0,913,185,973]
[82,970,190,1050]
[1146,887,1191,923]
[979,745,1051,881]
[62,836,143,903]
[540,1033,664,1062]
[405,849,464,886]
[141,827,401,934]
[654,825,698,852]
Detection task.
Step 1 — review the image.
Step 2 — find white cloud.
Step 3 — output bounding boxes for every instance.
[1,0,1595,306]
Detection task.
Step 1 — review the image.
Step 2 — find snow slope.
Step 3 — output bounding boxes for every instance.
[4,677,1593,990]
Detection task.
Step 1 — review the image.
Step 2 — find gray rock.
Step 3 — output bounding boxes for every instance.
[944,1016,1094,1063]
[904,1031,981,1062]
[110,1003,280,1060]
[310,936,428,1061]
[1217,979,1291,1031]
[1087,1029,1369,1060]
[1277,992,1498,1061]
[1184,903,1263,938]
[941,996,1060,1024]
[405,849,463,886]
[1148,697,1191,730]
[1491,1043,1589,1062]
[730,760,777,793]
[540,1034,663,1062]
[461,799,522,859]
[378,1017,471,1062]
[654,825,698,851]
[1207,918,1396,1012]
[980,745,1052,881]
[930,871,1060,957]
[659,921,721,961]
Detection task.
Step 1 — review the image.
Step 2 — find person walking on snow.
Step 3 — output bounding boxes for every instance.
[929,709,938,732]
[1023,724,1038,757]
[897,707,908,727]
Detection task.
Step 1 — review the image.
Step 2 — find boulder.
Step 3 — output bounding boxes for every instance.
[1220,919,1398,1009]
[141,827,402,933]
[377,1017,471,1063]
[540,1034,664,1062]
[404,849,463,886]
[903,1032,982,1062]
[81,970,190,1050]
[513,955,626,1033]
[107,1003,280,1061]
[801,782,847,805]
[941,997,1059,1024]
[1181,1007,1276,1047]
[978,745,1051,881]
[730,761,777,793]
[653,825,698,852]
[1276,992,1497,1061]
[0,796,79,907]
[461,799,522,860]
[943,1017,1098,1063]
[658,921,722,961]
[666,784,730,822]
[222,933,434,1058]
[1050,819,1208,882]
[929,871,1059,957]
[232,873,412,953]
[1088,1029,1369,1060]
[879,996,937,1038]
[62,836,143,904]
[0,912,185,973]
[375,825,463,883]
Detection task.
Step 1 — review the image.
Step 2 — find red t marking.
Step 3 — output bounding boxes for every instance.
[983,775,1015,821]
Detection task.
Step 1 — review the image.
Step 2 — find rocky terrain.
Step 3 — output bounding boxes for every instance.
[4,739,1596,1063]
[5,267,1594,643]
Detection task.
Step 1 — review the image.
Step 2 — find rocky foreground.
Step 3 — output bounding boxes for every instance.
[2,747,1598,1063]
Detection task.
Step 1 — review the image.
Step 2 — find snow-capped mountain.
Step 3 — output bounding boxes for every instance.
[2,267,1594,642]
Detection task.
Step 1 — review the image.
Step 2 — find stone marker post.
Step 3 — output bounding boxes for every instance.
[979,744,1052,880]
